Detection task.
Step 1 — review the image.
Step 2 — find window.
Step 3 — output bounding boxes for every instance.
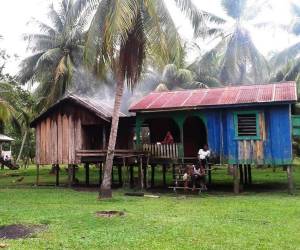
[234,111,260,140]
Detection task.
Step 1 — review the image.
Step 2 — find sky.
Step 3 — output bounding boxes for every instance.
[0,0,298,75]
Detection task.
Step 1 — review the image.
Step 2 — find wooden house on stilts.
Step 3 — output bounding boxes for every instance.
[129,81,298,193]
[30,94,137,187]
[31,82,298,193]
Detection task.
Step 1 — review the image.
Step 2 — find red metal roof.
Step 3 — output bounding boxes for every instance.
[129,82,297,112]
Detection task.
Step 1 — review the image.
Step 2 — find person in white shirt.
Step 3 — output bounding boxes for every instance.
[191,144,210,191]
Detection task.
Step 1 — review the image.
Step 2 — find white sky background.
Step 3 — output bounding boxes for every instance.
[0,0,299,75]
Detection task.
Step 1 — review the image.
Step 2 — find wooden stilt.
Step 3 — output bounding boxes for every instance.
[123,157,127,188]
[151,165,155,188]
[248,165,252,185]
[162,164,167,187]
[233,165,239,194]
[208,163,212,185]
[36,164,40,186]
[72,165,76,183]
[99,163,103,186]
[55,164,60,186]
[118,165,123,187]
[111,165,114,184]
[172,164,176,180]
[139,157,144,190]
[239,165,244,185]
[287,165,294,194]
[68,165,72,187]
[244,165,248,185]
[130,166,134,188]
[85,163,89,186]
[143,166,146,189]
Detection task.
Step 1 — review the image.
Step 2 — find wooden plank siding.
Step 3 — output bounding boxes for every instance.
[74,118,82,164]
[52,117,58,164]
[46,118,51,164]
[62,114,69,163]
[57,113,63,164]
[35,123,40,164]
[40,120,46,164]
[237,112,266,164]
[68,115,75,164]
[33,100,134,165]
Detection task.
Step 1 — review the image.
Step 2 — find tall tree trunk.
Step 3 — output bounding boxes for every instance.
[16,130,27,163]
[100,74,125,199]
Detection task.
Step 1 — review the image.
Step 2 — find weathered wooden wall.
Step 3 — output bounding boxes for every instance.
[35,102,103,165]
[221,105,292,165]
[34,102,134,165]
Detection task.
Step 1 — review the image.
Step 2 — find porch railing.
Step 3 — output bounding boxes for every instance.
[142,143,181,159]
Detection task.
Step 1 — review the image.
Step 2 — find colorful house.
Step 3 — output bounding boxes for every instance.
[129,82,297,192]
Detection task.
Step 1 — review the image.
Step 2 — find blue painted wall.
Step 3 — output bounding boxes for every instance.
[204,104,292,166]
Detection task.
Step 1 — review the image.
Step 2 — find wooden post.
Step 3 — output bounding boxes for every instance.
[55,164,60,186]
[247,165,252,185]
[151,165,155,188]
[239,165,244,185]
[72,165,76,183]
[130,166,134,188]
[36,164,40,186]
[102,125,106,149]
[162,164,167,187]
[85,163,89,186]
[99,163,103,186]
[172,164,176,180]
[287,165,294,194]
[233,165,239,194]
[111,165,114,184]
[143,165,148,189]
[208,163,212,185]
[123,157,127,188]
[68,164,72,187]
[243,165,248,185]
[139,156,144,190]
[118,165,123,187]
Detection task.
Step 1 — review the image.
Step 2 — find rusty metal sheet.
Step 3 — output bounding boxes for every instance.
[148,92,175,109]
[129,82,297,112]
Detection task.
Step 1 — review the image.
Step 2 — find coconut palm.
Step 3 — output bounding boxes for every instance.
[194,0,270,85]
[85,0,223,198]
[18,0,97,109]
[270,3,300,86]
[157,64,208,91]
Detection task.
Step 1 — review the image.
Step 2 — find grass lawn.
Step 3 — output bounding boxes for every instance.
[0,163,300,249]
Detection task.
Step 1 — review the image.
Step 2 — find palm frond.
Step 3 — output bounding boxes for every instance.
[221,0,247,20]
[173,0,225,37]
[270,42,300,69]
[48,3,64,32]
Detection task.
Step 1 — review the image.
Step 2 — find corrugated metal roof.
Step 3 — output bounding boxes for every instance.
[30,94,126,127]
[129,82,297,112]
[0,134,14,142]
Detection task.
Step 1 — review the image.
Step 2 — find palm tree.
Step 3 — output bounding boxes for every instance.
[270,3,300,86]
[157,64,208,91]
[195,0,270,85]
[18,0,96,109]
[85,0,223,198]
[0,83,35,164]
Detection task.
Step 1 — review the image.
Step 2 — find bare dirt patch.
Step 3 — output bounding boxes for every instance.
[95,211,125,218]
[0,224,47,239]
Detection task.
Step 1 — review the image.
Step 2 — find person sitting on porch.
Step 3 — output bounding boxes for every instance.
[161,131,174,144]
[191,164,206,191]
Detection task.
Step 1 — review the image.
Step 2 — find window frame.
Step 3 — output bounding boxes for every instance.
[233,111,261,140]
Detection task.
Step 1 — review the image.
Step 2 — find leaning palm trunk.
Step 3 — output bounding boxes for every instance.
[16,130,27,163]
[100,74,125,198]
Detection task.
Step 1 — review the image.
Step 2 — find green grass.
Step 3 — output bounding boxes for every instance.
[0,163,300,249]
